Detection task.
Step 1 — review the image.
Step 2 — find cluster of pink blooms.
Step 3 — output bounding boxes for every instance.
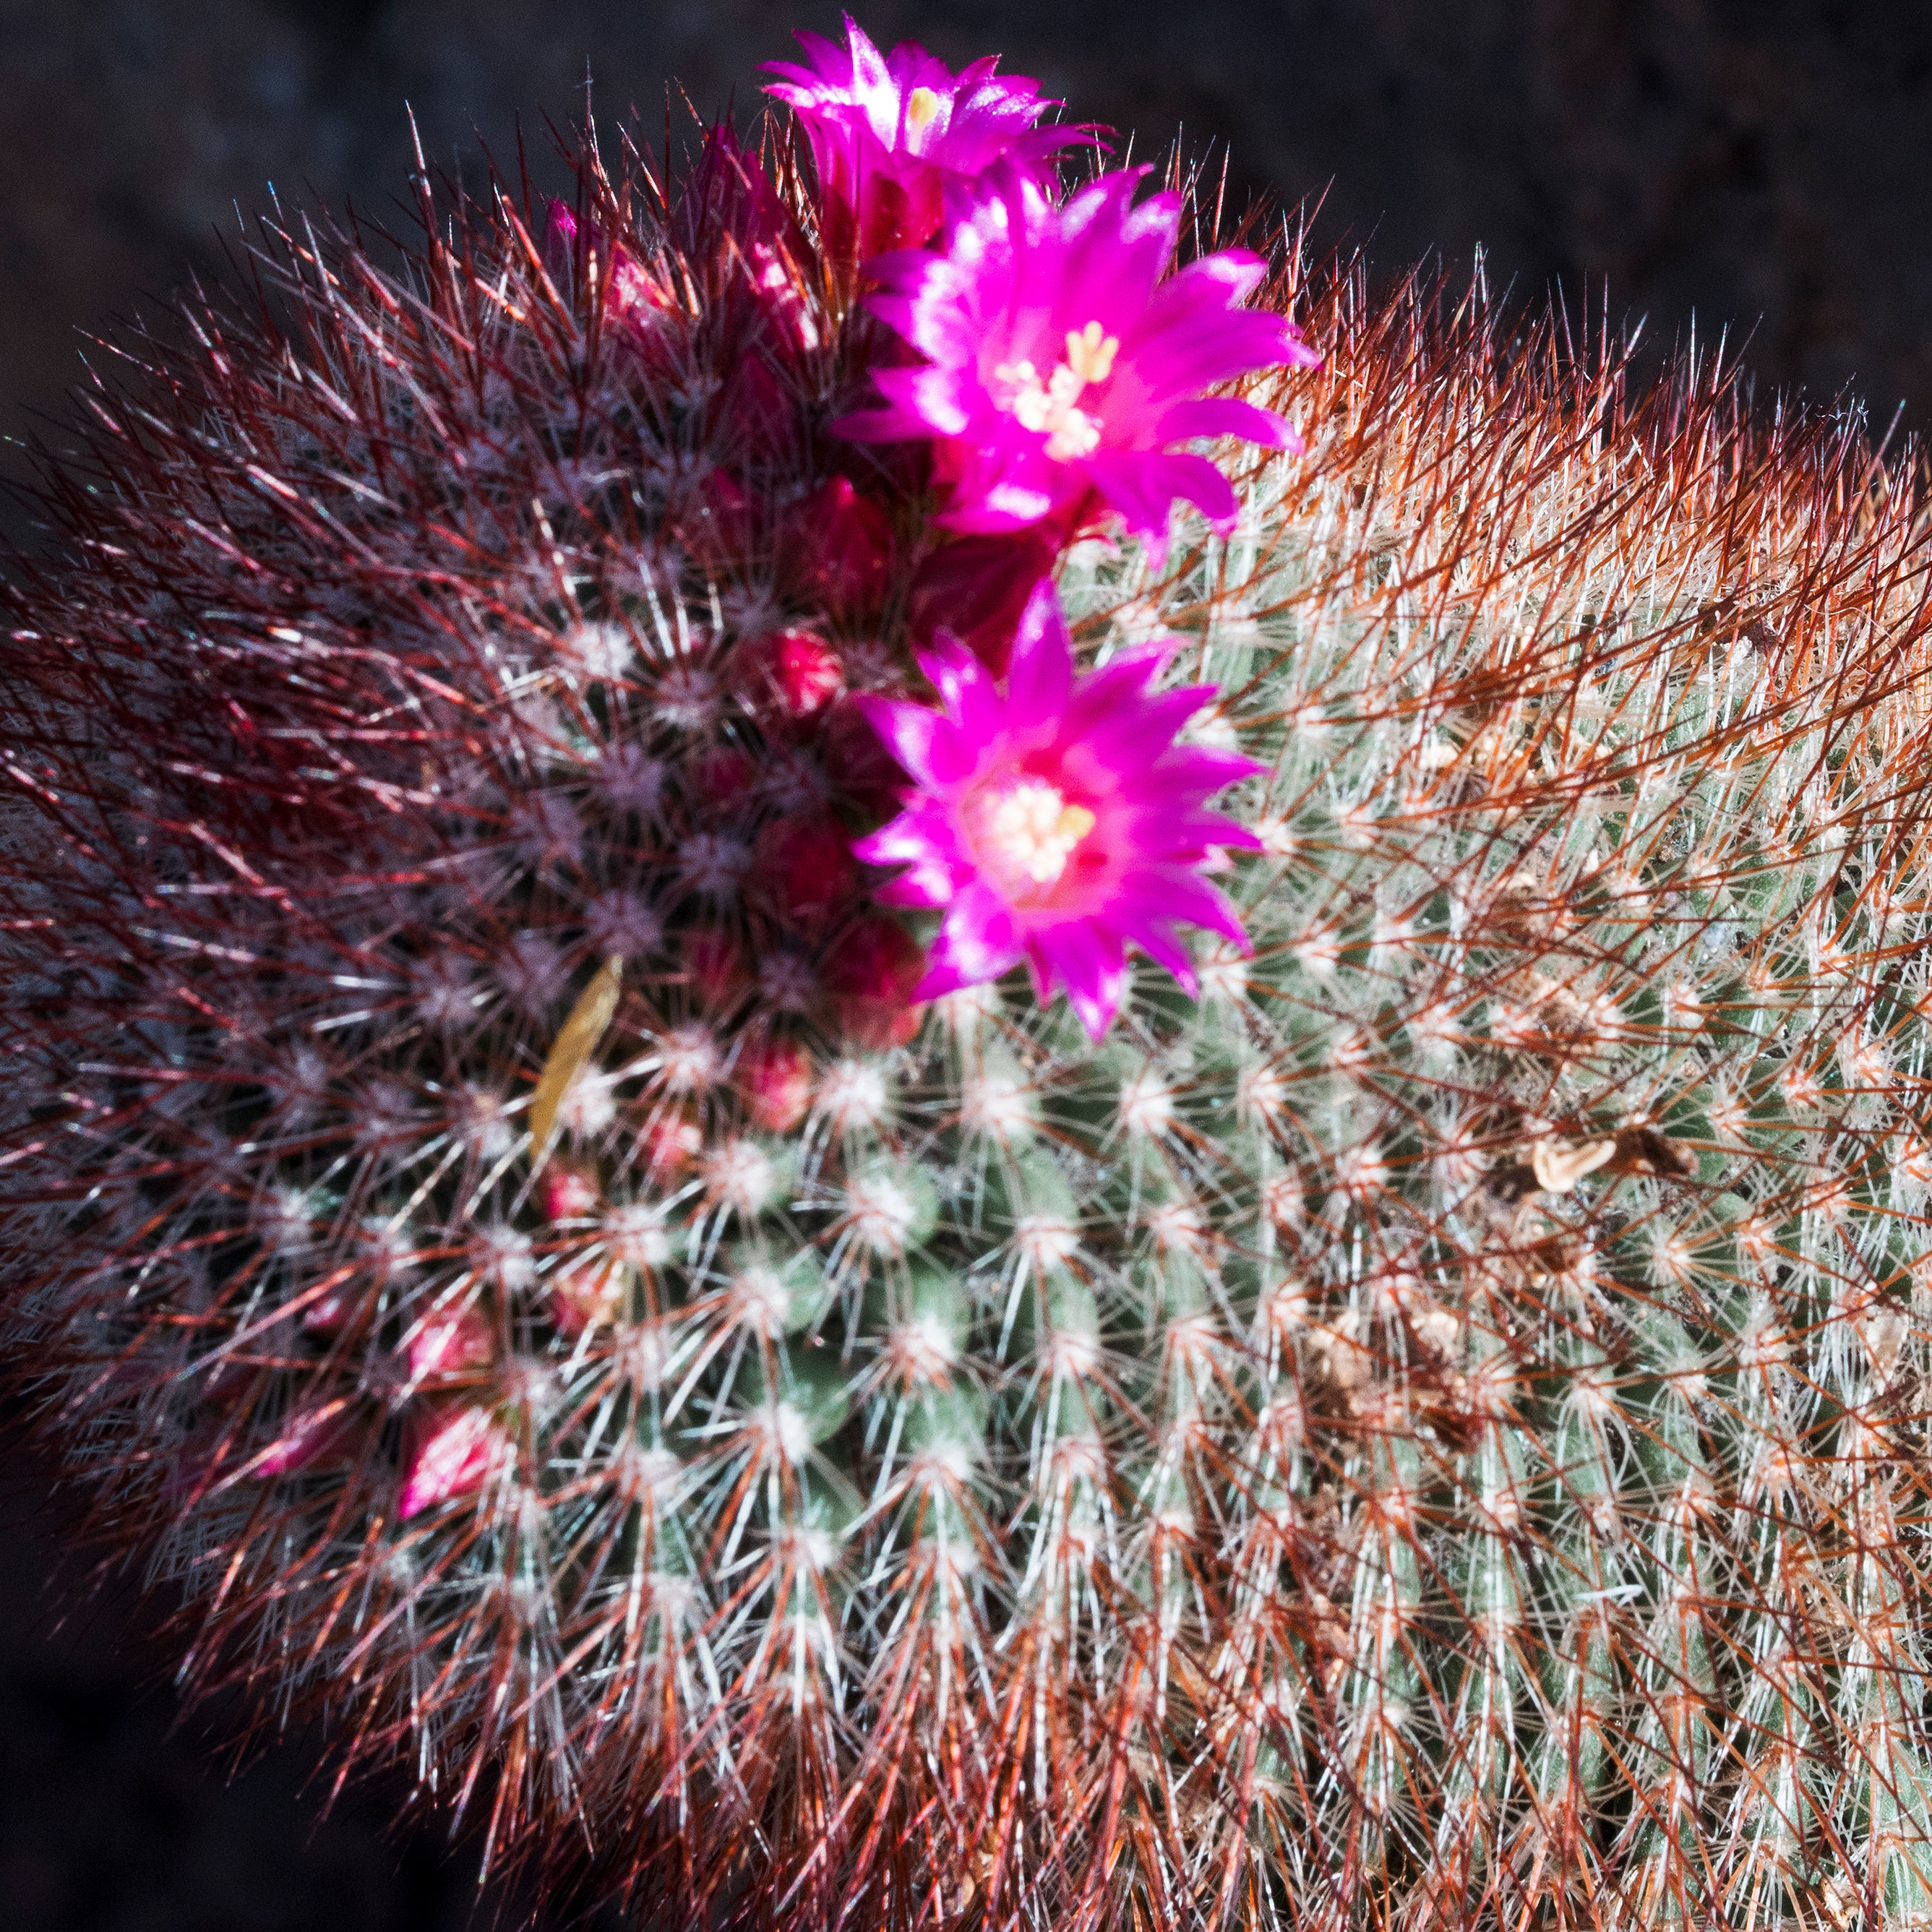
[765,17,1315,1038]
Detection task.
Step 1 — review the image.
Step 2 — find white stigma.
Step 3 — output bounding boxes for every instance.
[974,778,1096,893]
[995,321,1119,461]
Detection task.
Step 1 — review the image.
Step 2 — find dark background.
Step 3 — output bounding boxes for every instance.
[4,2,1931,1925]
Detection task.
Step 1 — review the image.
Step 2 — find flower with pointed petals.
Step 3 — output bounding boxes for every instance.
[838,163,1318,564]
[763,16,1082,272]
[852,579,1262,1037]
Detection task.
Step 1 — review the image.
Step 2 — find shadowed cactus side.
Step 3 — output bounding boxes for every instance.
[6,29,1932,1932]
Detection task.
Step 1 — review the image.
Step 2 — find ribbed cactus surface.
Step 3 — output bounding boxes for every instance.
[6,28,1932,1932]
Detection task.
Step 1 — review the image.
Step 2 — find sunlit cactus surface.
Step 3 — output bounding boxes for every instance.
[7,21,1932,1931]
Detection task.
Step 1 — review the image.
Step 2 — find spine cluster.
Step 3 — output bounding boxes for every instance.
[6,22,1932,1931]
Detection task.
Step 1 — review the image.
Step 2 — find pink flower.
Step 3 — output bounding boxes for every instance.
[838,164,1319,563]
[399,1402,510,1519]
[764,17,1082,270]
[852,580,1262,1037]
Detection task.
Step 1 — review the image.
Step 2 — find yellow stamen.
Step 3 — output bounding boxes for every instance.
[991,320,1120,461]
[904,87,943,137]
[1063,320,1120,385]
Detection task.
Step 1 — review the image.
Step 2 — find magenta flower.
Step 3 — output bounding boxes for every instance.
[838,163,1318,563]
[763,17,1081,269]
[852,579,1263,1037]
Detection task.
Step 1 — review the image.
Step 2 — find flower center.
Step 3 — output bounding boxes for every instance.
[903,87,944,137]
[972,778,1096,894]
[992,321,1120,461]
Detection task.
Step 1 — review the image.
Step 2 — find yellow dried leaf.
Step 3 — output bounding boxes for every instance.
[528,956,624,1156]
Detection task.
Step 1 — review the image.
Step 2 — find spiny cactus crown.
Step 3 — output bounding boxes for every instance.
[7,20,1932,1932]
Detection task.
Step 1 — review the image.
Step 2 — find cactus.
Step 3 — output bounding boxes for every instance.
[7,23,1932,1932]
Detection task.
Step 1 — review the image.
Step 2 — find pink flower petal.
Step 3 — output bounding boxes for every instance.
[852,693,955,786]
[1029,919,1129,1039]
[921,888,1026,996]
[1156,397,1293,448]
[1005,580,1076,724]
[1086,450,1239,557]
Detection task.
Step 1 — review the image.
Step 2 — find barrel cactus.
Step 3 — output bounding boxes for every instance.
[5,20,1932,1931]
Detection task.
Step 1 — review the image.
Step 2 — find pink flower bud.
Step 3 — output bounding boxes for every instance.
[823,915,927,1049]
[675,471,755,573]
[755,631,847,721]
[754,815,855,921]
[909,525,1067,674]
[545,199,672,331]
[408,1302,494,1382]
[252,1399,359,1479]
[671,129,816,351]
[398,1402,510,1519]
[541,1164,602,1222]
[737,1037,816,1133]
[779,477,893,619]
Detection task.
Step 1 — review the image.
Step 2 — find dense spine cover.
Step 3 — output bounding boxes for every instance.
[6,23,1932,1930]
